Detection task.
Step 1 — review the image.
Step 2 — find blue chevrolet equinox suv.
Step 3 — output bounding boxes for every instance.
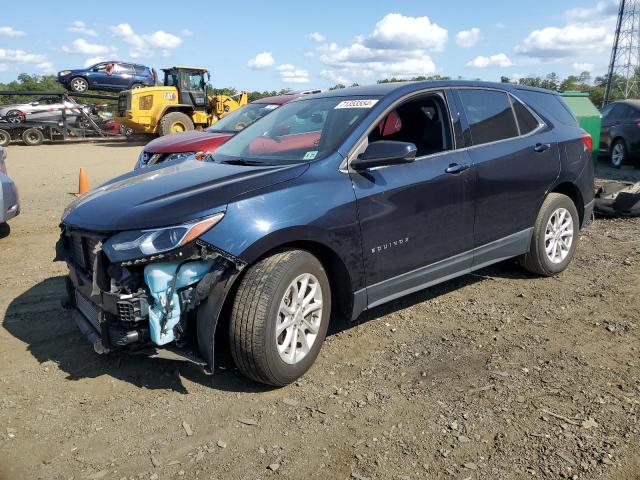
[57,81,594,386]
[57,61,155,93]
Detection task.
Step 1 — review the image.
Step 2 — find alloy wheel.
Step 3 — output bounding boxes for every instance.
[276,273,323,365]
[544,207,574,264]
[72,79,87,92]
[611,142,624,167]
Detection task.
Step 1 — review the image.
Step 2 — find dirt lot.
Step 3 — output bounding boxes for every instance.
[0,143,639,480]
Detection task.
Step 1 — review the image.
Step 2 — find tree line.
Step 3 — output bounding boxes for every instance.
[0,71,632,108]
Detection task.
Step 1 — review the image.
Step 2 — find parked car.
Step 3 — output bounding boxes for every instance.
[57,81,594,386]
[58,61,155,93]
[0,146,20,226]
[134,93,303,169]
[599,99,640,168]
[0,96,90,124]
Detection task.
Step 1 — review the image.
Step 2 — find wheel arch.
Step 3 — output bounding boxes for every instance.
[610,135,627,154]
[548,181,584,226]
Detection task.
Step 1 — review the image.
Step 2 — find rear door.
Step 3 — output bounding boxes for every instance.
[110,63,134,88]
[350,90,475,307]
[455,88,559,267]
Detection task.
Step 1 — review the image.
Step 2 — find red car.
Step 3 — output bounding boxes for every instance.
[134,93,303,170]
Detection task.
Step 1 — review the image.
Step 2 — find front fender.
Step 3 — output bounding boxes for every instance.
[199,159,364,291]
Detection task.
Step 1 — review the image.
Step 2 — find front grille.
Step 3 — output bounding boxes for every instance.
[75,290,101,332]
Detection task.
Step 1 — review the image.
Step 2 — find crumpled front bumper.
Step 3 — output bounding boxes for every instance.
[58,232,246,373]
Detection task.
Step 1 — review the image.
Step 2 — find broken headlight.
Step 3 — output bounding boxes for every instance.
[102,213,224,262]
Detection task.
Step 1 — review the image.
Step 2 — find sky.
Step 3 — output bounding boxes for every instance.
[0,0,618,90]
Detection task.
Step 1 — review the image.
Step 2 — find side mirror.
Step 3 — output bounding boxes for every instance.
[351,140,417,170]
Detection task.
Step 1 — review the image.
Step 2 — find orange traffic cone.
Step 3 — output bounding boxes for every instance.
[77,168,90,196]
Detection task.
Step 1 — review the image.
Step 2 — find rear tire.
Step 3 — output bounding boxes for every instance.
[610,139,627,168]
[21,128,44,146]
[229,250,331,386]
[0,129,10,147]
[69,77,89,93]
[158,112,194,136]
[519,193,579,276]
[130,83,143,89]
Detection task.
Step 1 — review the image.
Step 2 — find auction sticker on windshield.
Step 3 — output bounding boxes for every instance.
[303,151,318,160]
[335,99,379,109]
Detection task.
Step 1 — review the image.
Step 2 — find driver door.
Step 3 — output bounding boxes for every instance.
[350,91,475,307]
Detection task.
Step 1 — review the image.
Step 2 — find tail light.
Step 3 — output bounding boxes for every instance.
[581,131,592,152]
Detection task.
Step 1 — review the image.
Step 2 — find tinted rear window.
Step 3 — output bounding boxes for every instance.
[518,90,577,126]
[134,66,147,75]
[458,89,519,145]
[511,96,539,134]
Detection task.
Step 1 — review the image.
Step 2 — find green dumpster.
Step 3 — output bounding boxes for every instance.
[560,91,601,170]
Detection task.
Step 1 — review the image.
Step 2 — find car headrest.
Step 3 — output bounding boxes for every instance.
[378,110,402,137]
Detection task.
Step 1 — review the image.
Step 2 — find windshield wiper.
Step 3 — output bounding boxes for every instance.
[219,158,265,166]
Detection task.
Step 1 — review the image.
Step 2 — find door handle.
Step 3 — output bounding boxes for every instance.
[534,142,551,152]
[445,162,470,174]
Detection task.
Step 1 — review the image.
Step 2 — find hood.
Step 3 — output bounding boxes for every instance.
[144,131,233,154]
[63,159,308,232]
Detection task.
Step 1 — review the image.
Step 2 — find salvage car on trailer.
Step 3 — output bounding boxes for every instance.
[57,81,594,386]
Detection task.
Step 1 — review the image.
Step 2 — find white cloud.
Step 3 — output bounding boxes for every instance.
[303,51,315,58]
[515,24,611,58]
[316,13,444,84]
[83,56,107,67]
[456,28,482,48]
[495,22,507,29]
[278,64,310,84]
[466,53,514,68]
[0,26,26,37]
[248,51,275,69]
[573,62,594,72]
[67,20,97,37]
[365,13,448,51]
[0,49,53,73]
[110,23,182,58]
[307,32,325,42]
[0,48,47,63]
[62,38,116,56]
[181,29,193,36]
[566,0,618,21]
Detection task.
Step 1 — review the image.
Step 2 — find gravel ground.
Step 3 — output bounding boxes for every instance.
[0,143,638,480]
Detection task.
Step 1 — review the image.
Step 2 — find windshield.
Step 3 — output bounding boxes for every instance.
[206,103,279,133]
[212,96,379,165]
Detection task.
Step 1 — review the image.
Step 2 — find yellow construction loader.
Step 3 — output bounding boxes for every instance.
[116,66,248,136]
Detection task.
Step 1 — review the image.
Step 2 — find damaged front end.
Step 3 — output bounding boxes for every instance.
[55,215,245,373]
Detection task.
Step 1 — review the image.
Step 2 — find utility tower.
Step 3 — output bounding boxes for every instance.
[603,0,640,106]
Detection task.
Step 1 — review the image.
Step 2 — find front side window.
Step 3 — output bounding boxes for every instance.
[207,103,279,133]
[367,94,452,157]
[458,89,519,145]
[212,96,377,165]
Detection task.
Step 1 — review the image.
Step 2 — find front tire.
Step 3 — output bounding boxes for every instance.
[21,128,44,146]
[158,112,194,136]
[610,139,627,168]
[519,193,579,276]
[69,77,89,93]
[229,250,331,386]
[5,110,25,124]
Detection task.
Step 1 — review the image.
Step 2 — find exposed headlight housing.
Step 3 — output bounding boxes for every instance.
[103,213,225,262]
[139,95,153,110]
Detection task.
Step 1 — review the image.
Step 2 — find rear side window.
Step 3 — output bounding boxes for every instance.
[458,89,519,145]
[511,97,539,134]
[519,90,577,126]
[134,65,147,75]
